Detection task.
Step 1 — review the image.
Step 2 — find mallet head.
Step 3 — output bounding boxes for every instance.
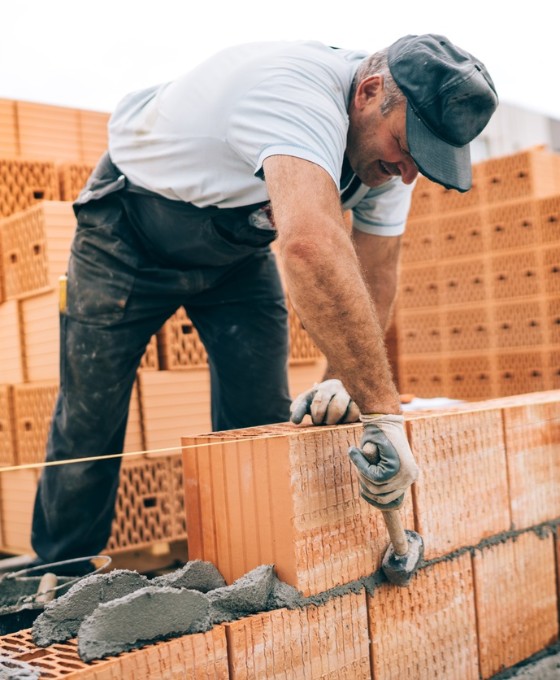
[382,529,424,587]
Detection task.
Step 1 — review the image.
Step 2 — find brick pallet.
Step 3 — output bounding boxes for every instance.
[397,146,560,399]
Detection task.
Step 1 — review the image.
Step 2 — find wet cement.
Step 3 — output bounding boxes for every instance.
[28,520,560,665]
[32,569,149,646]
[77,586,210,662]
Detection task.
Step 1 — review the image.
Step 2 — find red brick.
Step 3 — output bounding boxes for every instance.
[183,423,414,596]
[368,553,478,680]
[17,101,82,163]
[1,201,74,299]
[138,369,212,453]
[0,384,16,466]
[503,395,560,527]
[226,591,370,678]
[473,531,558,678]
[0,300,25,383]
[0,626,228,678]
[13,381,58,465]
[0,98,18,156]
[406,408,510,559]
[0,158,59,218]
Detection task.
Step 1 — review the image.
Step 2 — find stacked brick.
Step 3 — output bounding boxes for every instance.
[0,390,559,677]
[397,145,560,399]
[0,99,326,559]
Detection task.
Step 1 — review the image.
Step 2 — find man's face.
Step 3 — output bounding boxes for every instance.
[346,76,419,188]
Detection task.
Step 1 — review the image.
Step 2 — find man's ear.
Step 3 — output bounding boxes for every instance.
[354,75,384,110]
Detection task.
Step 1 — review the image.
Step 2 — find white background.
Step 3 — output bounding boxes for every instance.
[1,0,557,119]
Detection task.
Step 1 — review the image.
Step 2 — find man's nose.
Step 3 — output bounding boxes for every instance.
[400,158,419,185]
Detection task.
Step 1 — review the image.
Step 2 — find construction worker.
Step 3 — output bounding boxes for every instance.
[30,34,497,573]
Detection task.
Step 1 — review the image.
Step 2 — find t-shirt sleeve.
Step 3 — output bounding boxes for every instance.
[351,177,415,236]
[227,72,349,188]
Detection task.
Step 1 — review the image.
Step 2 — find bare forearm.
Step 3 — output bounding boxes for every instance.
[279,224,400,414]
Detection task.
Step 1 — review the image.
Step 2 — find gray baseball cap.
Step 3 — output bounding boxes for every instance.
[388,34,498,192]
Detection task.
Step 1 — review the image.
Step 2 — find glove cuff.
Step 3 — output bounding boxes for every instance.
[360,413,404,425]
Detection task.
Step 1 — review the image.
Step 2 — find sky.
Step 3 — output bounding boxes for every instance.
[1,0,558,120]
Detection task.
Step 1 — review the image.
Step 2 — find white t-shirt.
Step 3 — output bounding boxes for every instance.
[109,40,413,236]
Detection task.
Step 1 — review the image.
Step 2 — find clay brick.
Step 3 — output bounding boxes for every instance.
[490,250,542,300]
[182,422,414,596]
[0,157,59,218]
[440,257,489,307]
[0,99,18,156]
[436,163,486,213]
[406,408,510,559]
[538,194,560,244]
[78,109,110,165]
[401,217,440,264]
[0,626,229,678]
[0,384,16,466]
[398,264,439,310]
[543,243,560,295]
[0,467,39,553]
[445,305,491,353]
[21,289,60,381]
[368,553,478,680]
[106,456,176,553]
[502,395,560,528]
[497,350,549,395]
[9,378,141,466]
[226,590,370,679]
[157,307,208,370]
[488,199,541,251]
[397,310,442,355]
[138,334,159,371]
[1,201,74,299]
[494,298,546,349]
[16,101,82,163]
[473,531,558,678]
[139,369,212,453]
[288,358,327,398]
[397,356,446,398]
[438,208,488,259]
[547,296,560,345]
[123,381,144,455]
[0,300,26,383]
[408,175,438,218]
[58,162,94,201]
[446,354,496,400]
[483,146,560,204]
[13,381,58,465]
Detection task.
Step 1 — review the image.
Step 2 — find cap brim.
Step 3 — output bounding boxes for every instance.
[406,102,472,192]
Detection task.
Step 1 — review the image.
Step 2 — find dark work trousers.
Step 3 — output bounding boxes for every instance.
[31,153,291,563]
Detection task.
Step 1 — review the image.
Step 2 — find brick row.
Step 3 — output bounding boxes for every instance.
[0,527,557,678]
[0,98,109,165]
[398,349,560,400]
[398,296,559,356]
[408,146,560,219]
[182,393,560,593]
[0,157,59,220]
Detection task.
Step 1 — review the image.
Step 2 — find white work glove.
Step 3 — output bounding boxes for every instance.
[290,379,360,425]
[348,414,419,509]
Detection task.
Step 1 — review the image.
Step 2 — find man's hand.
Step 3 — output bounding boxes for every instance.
[290,379,360,425]
[348,414,419,508]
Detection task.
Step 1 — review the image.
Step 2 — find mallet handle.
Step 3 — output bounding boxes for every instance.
[382,509,409,556]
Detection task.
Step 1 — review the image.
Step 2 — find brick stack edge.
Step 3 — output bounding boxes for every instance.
[397,145,560,399]
[0,99,327,557]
